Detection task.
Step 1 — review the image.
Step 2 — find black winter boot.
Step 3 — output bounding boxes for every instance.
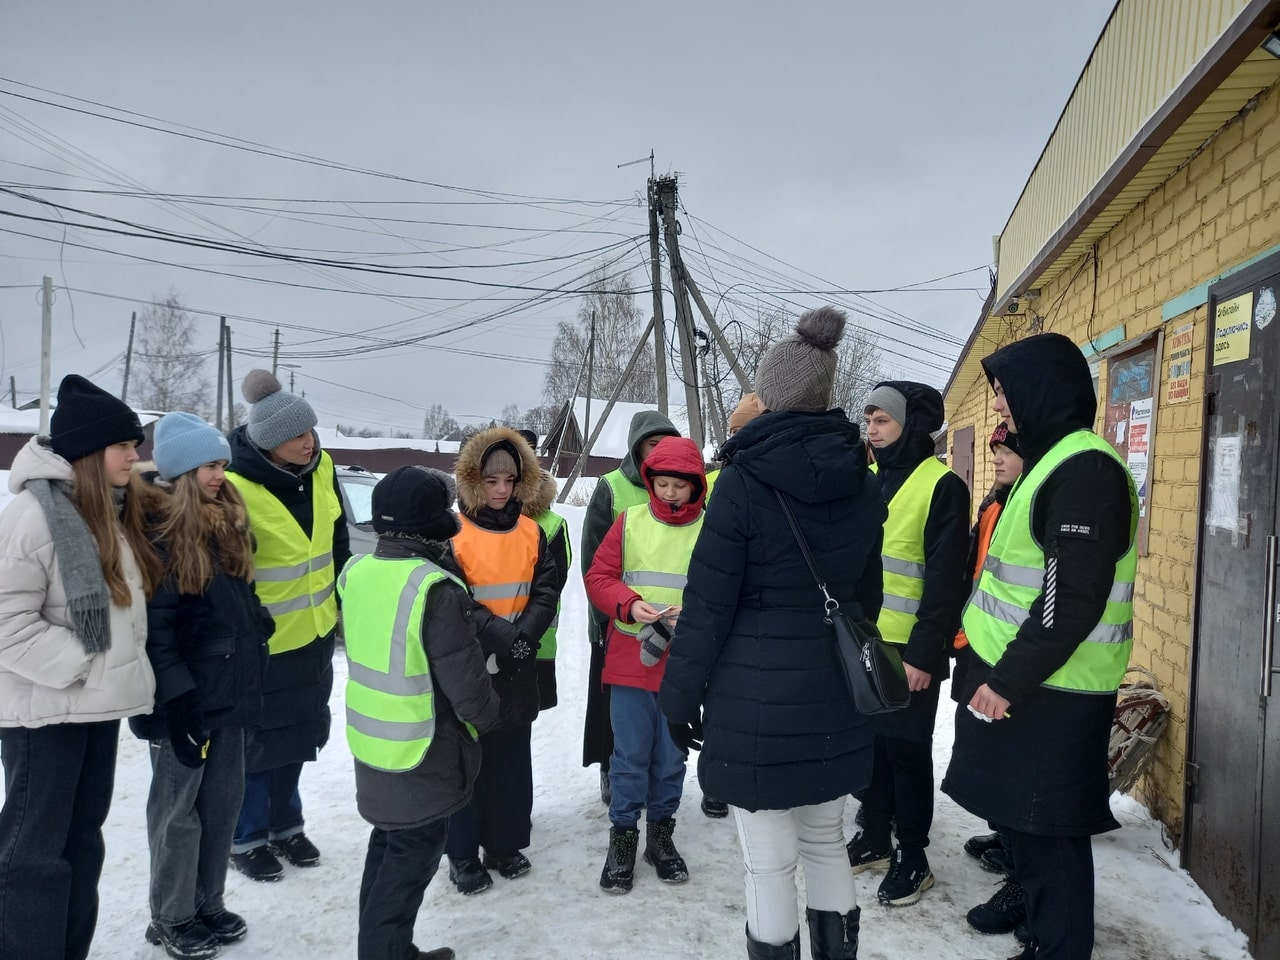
[745,925,800,959]
[196,908,247,944]
[447,857,493,896]
[600,825,640,893]
[966,879,1027,934]
[643,817,689,883]
[415,948,455,960]
[806,906,860,960]
[144,918,221,959]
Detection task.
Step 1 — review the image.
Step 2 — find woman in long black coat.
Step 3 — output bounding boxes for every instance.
[659,308,886,960]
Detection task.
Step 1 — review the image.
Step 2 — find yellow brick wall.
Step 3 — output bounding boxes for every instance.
[948,79,1280,840]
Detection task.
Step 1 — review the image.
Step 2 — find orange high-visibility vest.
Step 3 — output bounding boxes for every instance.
[451,514,541,621]
[954,499,1003,650]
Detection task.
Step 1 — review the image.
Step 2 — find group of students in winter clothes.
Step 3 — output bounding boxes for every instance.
[0,369,349,960]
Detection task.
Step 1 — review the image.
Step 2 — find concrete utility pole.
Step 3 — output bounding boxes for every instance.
[655,177,705,449]
[39,276,52,435]
[120,311,137,403]
[215,317,227,430]
[271,328,281,376]
[225,327,235,428]
[647,177,669,415]
[8,376,15,409]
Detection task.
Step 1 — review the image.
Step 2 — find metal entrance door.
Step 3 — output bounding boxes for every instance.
[951,425,975,494]
[1186,254,1280,956]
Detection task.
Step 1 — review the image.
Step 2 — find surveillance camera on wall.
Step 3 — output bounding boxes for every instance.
[1006,298,1021,315]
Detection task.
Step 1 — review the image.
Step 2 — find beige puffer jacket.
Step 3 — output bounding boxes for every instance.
[0,436,152,728]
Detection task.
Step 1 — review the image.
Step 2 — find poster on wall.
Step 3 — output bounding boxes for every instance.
[1213,291,1253,364]
[1165,320,1194,403]
[1101,335,1161,554]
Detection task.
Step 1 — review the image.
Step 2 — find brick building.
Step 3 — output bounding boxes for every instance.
[942,2,1280,952]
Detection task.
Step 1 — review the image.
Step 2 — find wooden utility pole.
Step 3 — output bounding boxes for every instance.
[215,317,227,430]
[557,315,657,503]
[584,311,595,448]
[120,311,137,403]
[271,328,281,376]
[39,276,52,434]
[225,327,235,428]
[647,178,669,415]
[655,177,704,449]
[8,376,15,409]
[684,272,753,393]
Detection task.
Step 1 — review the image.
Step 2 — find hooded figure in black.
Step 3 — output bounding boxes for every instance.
[942,332,1135,960]
[848,379,970,907]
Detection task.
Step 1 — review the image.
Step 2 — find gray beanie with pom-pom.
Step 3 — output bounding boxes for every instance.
[755,306,847,413]
[242,369,317,451]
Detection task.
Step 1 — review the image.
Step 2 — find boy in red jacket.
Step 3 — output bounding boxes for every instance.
[585,436,706,895]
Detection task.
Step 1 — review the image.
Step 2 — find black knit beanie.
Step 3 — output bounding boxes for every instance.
[50,374,144,463]
[372,466,463,541]
[989,421,1023,457]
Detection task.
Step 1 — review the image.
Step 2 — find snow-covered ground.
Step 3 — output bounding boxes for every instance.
[0,482,1254,960]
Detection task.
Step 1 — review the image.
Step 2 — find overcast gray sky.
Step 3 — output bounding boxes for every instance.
[1,1,1116,435]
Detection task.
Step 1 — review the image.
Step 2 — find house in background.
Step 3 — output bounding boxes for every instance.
[942,3,1280,953]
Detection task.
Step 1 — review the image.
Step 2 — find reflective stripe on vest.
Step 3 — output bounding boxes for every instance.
[533,509,570,659]
[962,429,1138,693]
[227,451,340,655]
[338,556,459,772]
[452,514,540,622]
[613,503,703,636]
[870,457,954,645]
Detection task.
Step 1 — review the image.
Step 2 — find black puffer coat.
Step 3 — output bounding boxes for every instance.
[658,410,886,812]
[130,485,272,741]
[942,332,1133,837]
[225,425,351,773]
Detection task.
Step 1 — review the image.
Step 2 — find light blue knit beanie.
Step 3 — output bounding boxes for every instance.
[153,412,231,480]
[242,369,317,451]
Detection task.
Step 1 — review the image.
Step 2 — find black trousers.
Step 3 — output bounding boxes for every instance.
[1002,828,1094,959]
[358,818,449,960]
[860,735,935,850]
[582,641,613,770]
[0,720,120,960]
[444,724,533,859]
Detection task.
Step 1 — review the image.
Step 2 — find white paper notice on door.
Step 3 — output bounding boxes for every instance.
[1206,435,1242,529]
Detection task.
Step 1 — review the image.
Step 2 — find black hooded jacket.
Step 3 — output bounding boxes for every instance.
[867,381,971,680]
[968,335,1133,705]
[942,332,1134,837]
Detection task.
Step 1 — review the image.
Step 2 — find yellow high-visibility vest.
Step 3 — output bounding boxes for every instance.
[339,556,462,772]
[532,509,570,659]
[963,429,1137,693]
[871,457,955,645]
[613,504,703,636]
[228,452,340,654]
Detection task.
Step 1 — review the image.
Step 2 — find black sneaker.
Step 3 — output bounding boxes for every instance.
[229,847,283,882]
[980,846,1013,875]
[963,831,1003,859]
[876,848,935,906]
[447,857,493,895]
[482,850,531,879]
[700,796,729,818]
[845,831,892,874]
[966,879,1027,934]
[145,918,220,959]
[196,909,247,944]
[269,833,320,867]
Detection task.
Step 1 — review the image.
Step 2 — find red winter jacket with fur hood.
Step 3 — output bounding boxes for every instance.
[584,436,706,692]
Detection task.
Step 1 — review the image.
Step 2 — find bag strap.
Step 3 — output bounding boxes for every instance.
[772,489,840,616]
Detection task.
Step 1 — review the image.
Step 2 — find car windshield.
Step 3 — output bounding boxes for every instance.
[340,477,376,525]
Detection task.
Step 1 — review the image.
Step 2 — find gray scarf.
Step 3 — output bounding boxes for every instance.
[28,478,113,654]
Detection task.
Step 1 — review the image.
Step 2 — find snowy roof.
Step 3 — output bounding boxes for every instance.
[0,405,161,435]
[567,398,689,459]
[315,427,461,455]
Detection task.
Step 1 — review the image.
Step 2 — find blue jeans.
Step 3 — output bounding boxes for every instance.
[607,685,685,828]
[147,728,245,924]
[232,763,304,852]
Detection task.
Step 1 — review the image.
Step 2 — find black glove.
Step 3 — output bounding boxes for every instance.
[667,716,703,756]
[166,690,207,769]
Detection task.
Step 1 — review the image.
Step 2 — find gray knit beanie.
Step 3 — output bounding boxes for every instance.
[754,307,847,413]
[242,369,317,451]
[864,385,908,428]
[153,412,232,480]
